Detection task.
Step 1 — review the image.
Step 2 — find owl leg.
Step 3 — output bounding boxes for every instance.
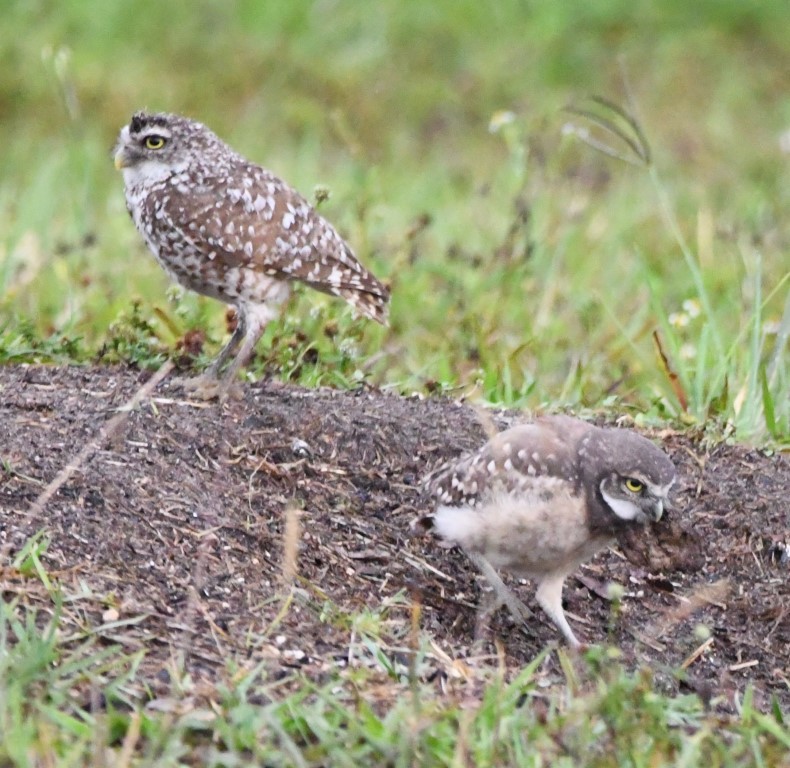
[205,314,247,378]
[468,552,532,624]
[213,302,280,395]
[179,278,291,400]
[535,574,581,648]
[179,315,247,400]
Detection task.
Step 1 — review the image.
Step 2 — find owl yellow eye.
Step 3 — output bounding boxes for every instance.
[625,478,644,493]
[144,135,166,150]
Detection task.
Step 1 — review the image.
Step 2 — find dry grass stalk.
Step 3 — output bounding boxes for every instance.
[281,500,302,588]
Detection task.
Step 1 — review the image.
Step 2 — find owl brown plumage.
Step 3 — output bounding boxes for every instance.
[420,415,677,647]
[114,111,389,399]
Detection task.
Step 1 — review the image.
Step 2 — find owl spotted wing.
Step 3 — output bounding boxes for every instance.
[159,166,389,323]
[424,416,589,508]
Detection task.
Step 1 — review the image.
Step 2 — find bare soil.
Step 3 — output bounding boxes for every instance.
[1,365,788,710]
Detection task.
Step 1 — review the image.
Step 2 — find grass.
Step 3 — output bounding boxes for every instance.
[2,555,789,767]
[1,1,789,763]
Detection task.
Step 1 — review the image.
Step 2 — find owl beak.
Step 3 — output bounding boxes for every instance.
[114,148,128,170]
[651,499,664,522]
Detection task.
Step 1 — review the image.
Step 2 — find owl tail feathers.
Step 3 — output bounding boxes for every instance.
[410,513,435,535]
[336,285,390,326]
[409,510,456,549]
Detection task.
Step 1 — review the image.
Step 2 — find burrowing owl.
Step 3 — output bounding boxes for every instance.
[113,111,389,399]
[419,415,676,647]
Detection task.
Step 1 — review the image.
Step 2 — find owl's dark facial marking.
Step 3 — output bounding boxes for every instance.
[114,120,176,172]
[130,111,169,135]
[125,113,176,164]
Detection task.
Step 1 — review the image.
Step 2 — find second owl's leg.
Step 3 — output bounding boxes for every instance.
[473,578,508,646]
[213,300,284,398]
[205,311,247,378]
[535,574,581,648]
[182,306,271,401]
[179,312,247,399]
[181,281,288,400]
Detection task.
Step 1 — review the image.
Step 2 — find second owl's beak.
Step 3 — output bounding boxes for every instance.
[114,148,128,170]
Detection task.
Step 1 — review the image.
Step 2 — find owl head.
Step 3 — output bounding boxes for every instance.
[580,428,676,524]
[113,111,232,182]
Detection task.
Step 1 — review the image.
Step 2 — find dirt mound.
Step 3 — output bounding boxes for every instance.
[1,365,787,709]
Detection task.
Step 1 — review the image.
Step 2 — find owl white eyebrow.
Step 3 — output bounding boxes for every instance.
[648,480,674,496]
[138,126,172,139]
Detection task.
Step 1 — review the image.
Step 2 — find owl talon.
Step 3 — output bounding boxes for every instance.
[177,374,243,402]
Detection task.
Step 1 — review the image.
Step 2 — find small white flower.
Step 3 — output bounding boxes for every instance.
[488,110,516,134]
[680,343,697,360]
[682,298,701,318]
[166,284,185,303]
[339,338,359,358]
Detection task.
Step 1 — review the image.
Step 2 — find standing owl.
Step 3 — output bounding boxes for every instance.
[113,111,389,399]
[420,415,676,647]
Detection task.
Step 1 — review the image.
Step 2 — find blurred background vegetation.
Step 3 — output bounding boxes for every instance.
[1,0,788,442]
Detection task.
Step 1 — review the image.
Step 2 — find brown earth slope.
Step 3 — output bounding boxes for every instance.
[0,365,788,710]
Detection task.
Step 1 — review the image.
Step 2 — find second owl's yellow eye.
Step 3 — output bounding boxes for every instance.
[144,136,166,150]
[625,478,644,493]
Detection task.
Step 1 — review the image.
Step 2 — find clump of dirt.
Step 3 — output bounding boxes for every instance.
[0,365,788,709]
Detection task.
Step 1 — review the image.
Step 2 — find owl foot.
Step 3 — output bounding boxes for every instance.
[177,374,243,402]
